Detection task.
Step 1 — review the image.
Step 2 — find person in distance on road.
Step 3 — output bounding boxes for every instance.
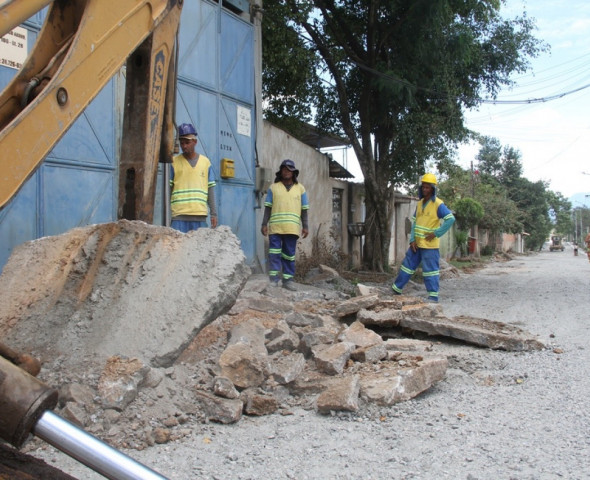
[392,173,455,302]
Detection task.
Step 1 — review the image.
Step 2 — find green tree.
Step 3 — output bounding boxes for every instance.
[475,137,556,250]
[262,0,544,270]
[507,177,552,250]
[438,165,522,235]
[453,198,484,231]
[547,191,572,236]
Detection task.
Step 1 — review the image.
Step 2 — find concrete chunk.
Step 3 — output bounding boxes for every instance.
[357,307,403,327]
[194,390,243,424]
[265,321,300,353]
[313,342,355,375]
[241,389,279,416]
[399,314,545,351]
[317,375,361,413]
[213,376,240,399]
[337,320,384,347]
[351,343,388,363]
[384,338,434,352]
[97,356,148,411]
[333,294,380,317]
[270,351,306,384]
[360,356,448,405]
[219,341,269,389]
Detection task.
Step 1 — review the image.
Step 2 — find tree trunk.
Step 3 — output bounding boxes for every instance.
[362,180,394,272]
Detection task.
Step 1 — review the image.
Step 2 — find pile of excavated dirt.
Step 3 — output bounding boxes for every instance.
[9,252,590,480]
[0,223,548,479]
[2,224,538,437]
[0,220,250,371]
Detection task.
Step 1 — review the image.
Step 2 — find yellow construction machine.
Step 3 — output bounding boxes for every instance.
[0,1,185,478]
[549,235,565,252]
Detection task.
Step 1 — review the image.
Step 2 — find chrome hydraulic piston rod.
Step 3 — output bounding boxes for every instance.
[34,411,168,480]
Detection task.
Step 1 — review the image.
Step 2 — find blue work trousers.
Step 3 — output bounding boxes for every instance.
[171,220,208,233]
[392,247,441,301]
[268,234,298,283]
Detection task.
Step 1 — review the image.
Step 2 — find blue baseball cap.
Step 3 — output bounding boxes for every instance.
[277,159,299,176]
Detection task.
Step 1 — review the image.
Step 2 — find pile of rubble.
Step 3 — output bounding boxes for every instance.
[0,221,544,453]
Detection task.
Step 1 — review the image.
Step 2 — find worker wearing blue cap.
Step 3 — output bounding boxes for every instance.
[169,123,217,232]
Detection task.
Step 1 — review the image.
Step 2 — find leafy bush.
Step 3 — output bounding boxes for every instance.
[454,197,484,231]
[454,230,469,257]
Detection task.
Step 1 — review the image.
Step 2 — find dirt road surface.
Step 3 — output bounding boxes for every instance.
[31,249,590,479]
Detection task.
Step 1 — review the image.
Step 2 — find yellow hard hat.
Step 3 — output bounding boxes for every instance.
[421,173,437,185]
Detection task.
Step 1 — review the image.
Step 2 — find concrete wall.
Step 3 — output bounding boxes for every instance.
[480,230,524,254]
[257,121,356,273]
[390,194,417,265]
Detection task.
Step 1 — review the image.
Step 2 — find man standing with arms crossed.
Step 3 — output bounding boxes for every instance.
[169,123,217,232]
[392,173,455,302]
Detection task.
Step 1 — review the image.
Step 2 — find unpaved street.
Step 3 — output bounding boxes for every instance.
[33,249,590,479]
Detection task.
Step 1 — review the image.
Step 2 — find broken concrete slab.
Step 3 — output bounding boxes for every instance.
[384,338,434,352]
[265,320,300,353]
[194,390,243,424]
[0,220,251,370]
[219,341,269,389]
[333,294,380,317]
[97,355,149,411]
[213,376,240,399]
[399,314,545,351]
[351,343,387,363]
[313,341,356,375]
[241,389,279,416]
[357,307,403,327]
[337,320,384,347]
[269,351,306,384]
[316,375,361,413]
[359,356,448,406]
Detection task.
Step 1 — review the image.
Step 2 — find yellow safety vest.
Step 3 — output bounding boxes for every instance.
[414,197,444,249]
[170,154,212,217]
[267,183,306,235]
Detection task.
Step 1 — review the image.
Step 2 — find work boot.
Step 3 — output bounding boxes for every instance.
[267,280,280,289]
[282,281,297,291]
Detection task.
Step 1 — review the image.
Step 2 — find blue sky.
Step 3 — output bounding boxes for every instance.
[458,0,590,203]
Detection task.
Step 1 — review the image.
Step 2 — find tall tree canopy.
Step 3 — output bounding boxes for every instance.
[262,0,544,270]
[440,136,571,251]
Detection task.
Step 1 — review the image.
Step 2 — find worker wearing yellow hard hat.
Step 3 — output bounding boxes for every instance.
[392,173,455,302]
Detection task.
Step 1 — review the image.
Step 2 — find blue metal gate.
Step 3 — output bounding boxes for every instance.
[173,0,256,261]
[0,1,256,272]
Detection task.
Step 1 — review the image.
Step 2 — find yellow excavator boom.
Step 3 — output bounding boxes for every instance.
[0,0,182,220]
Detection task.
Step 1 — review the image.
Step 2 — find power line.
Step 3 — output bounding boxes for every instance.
[480,82,590,104]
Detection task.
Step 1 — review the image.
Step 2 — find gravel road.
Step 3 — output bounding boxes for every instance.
[33,248,590,480]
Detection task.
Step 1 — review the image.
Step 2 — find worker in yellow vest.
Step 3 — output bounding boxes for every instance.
[261,159,309,291]
[392,173,455,302]
[169,123,217,232]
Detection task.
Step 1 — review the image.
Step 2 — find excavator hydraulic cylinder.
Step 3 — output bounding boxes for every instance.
[0,355,58,447]
[0,356,168,479]
[34,411,169,480]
